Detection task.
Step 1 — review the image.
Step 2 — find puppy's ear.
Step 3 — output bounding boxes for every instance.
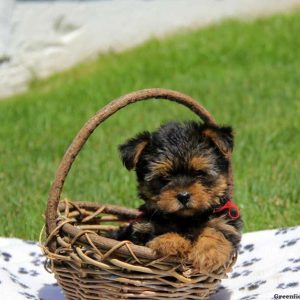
[119,132,151,170]
[201,125,234,155]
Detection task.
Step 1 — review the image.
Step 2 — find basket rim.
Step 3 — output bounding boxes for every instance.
[44,200,238,268]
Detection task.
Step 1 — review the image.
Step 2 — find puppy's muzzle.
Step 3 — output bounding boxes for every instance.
[176,191,191,206]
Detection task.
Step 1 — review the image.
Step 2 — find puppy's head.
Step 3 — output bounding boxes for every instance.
[119,122,233,217]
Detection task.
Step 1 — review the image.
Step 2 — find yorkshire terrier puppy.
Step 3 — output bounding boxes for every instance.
[114,121,243,273]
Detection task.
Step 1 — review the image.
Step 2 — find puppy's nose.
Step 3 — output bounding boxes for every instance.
[176,192,191,206]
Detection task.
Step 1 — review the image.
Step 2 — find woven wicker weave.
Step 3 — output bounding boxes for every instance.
[42,88,237,300]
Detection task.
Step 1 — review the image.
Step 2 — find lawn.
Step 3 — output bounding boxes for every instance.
[0,11,299,240]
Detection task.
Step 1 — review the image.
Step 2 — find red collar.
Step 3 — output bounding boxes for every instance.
[213,199,240,220]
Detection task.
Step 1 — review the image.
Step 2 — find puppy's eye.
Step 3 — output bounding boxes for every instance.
[158,176,170,185]
[195,170,207,178]
[195,170,216,186]
[151,176,170,190]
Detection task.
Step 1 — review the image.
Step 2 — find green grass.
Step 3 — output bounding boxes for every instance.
[1,11,300,240]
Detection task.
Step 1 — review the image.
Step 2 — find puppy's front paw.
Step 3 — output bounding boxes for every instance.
[189,227,233,273]
[147,233,191,258]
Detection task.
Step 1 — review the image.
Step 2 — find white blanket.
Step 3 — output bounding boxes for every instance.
[0,226,299,300]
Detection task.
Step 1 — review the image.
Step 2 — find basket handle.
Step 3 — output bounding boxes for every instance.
[45,88,220,245]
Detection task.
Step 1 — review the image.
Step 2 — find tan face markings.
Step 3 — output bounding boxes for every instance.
[189,156,212,172]
[187,183,213,210]
[152,176,228,214]
[155,182,219,213]
[212,175,227,198]
[148,154,214,181]
[156,189,181,213]
[148,158,173,179]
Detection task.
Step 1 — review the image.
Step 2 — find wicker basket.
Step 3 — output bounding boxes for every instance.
[43,88,237,300]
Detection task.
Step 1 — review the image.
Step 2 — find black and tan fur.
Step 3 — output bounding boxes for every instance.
[114,121,243,273]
